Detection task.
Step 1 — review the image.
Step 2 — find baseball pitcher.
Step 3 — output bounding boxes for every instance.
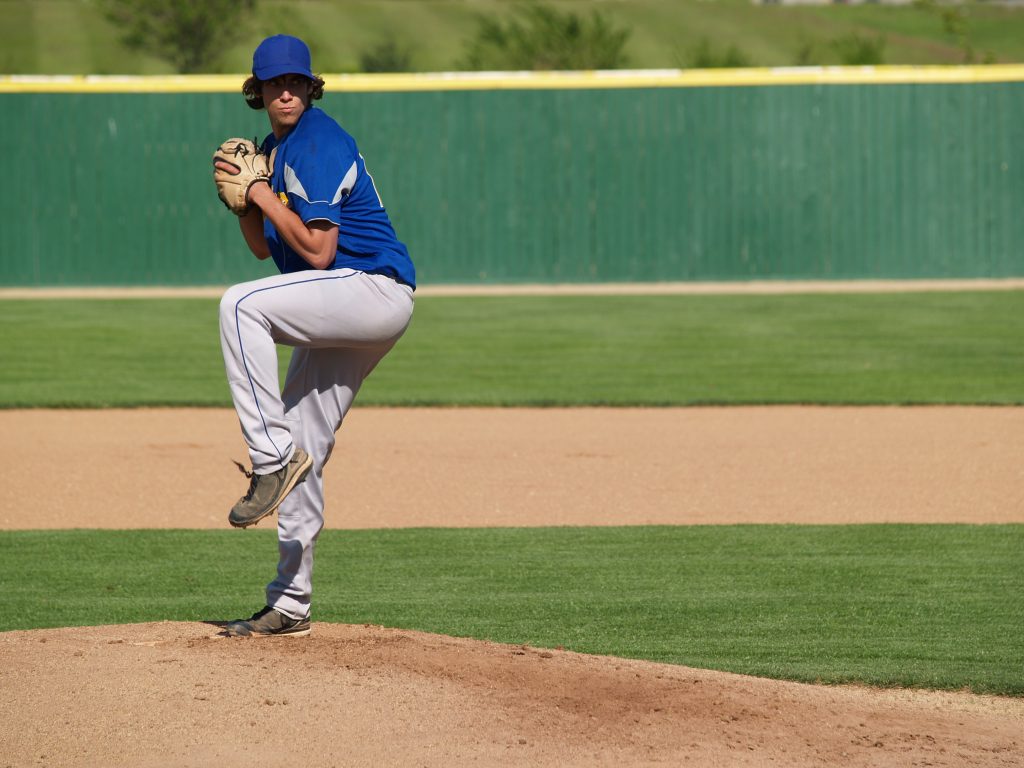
[212,34,415,637]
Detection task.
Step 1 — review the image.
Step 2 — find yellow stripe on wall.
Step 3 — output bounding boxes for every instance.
[3,65,1024,93]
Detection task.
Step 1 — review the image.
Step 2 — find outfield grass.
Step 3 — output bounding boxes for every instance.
[1,525,1020,695]
[0,292,1021,407]
[2,291,1020,695]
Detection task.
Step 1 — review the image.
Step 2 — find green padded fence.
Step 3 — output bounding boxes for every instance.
[1,69,1022,287]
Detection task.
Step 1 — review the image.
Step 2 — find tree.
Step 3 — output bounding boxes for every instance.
[458,3,631,71]
[102,0,256,74]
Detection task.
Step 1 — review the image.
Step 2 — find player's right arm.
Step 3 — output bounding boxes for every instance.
[248,182,338,269]
[238,206,271,260]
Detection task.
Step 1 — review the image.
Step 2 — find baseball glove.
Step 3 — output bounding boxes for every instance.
[212,137,270,216]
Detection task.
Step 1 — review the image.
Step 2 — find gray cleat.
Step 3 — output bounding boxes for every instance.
[229,448,313,528]
[223,606,311,637]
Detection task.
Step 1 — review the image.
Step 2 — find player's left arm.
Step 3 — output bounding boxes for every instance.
[248,183,338,269]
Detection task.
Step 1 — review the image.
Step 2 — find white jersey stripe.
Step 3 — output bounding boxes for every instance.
[283,163,310,202]
[331,161,358,205]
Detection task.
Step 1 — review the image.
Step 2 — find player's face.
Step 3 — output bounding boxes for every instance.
[262,74,312,138]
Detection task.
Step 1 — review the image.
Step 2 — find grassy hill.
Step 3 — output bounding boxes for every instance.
[2,0,1024,75]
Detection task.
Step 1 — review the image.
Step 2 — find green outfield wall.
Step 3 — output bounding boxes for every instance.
[1,68,1022,287]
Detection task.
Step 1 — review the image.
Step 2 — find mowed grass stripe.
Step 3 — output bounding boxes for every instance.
[1,525,1021,695]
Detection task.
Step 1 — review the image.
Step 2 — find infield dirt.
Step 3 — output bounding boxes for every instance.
[1,406,1022,767]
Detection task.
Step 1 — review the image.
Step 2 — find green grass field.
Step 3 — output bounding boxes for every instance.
[1,290,1021,696]
[2,525,1021,695]
[2,0,1024,74]
[1,291,1022,407]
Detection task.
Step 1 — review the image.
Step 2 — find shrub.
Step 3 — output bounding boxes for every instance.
[359,38,414,73]
[458,3,631,71]
[687,38,751,69]
[832,32,887,65]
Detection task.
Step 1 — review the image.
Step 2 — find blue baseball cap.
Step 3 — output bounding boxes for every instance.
[252,35,314,80]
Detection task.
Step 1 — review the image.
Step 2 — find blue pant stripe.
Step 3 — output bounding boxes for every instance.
[231,270,359,468]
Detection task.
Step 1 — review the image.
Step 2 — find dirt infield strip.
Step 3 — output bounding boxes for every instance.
[1,406,1022,766]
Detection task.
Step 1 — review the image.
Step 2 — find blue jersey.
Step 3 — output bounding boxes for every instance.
[261,106,415,289]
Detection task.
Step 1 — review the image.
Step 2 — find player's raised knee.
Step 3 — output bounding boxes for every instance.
[219,284,247,320]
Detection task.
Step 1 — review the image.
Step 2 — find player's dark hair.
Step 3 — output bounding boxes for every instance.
[242,74,325,110]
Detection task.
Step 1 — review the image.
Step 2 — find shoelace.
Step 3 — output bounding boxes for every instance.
[233,460,258,501]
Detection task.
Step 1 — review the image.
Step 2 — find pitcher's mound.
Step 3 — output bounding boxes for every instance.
[1,621,1020,767]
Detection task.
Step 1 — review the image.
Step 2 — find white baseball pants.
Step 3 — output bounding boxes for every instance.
[219,268,414,619]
